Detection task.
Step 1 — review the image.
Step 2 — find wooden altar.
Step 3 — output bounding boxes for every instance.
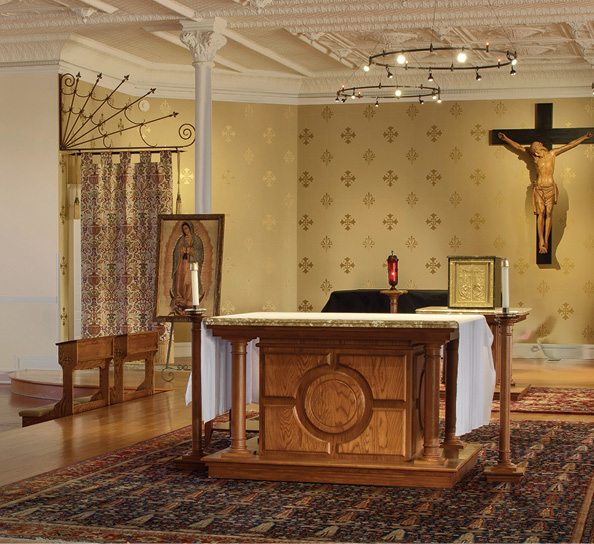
[200,312,495,488]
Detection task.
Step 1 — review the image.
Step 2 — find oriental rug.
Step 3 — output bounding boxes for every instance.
[2,421,594,543]
[492,386,594,415]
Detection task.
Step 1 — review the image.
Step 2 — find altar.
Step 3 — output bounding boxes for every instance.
[201,312,495,488]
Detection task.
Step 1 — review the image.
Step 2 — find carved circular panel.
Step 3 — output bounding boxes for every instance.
[295,364,372,443]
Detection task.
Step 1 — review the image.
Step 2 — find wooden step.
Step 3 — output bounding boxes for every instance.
[9,368,173,401]
[10,370,101,401]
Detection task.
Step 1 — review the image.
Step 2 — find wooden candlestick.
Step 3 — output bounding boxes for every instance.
[381,289,408,313]
[484,312,526,482]
[175,309,207,471]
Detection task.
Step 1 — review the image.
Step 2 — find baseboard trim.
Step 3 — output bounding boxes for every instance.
[174,342,191,358]
[513,343,594,360]
[15,354,60,371]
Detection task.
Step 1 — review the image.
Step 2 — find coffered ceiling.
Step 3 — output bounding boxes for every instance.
[1,0,593,103]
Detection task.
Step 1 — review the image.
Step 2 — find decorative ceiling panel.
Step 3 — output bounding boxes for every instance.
[0,0,592,102]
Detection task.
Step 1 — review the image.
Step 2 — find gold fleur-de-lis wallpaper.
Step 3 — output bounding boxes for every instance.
[296,98,594,344]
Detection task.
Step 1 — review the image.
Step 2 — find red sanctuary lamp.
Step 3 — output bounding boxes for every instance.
[387,251,399,289]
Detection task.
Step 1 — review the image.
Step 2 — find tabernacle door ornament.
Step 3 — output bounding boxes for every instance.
[448,256,502,309]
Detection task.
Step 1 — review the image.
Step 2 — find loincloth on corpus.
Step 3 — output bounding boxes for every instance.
[533,183,558,215]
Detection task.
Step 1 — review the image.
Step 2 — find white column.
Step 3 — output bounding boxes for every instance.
[181,18,227,214]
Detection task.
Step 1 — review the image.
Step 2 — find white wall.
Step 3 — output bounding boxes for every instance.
[0,68,60,376]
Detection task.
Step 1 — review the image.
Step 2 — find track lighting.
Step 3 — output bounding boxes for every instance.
[367,46,517,76]
[335,83,440,103]
[476,70,482,81]
[428,71,434,82]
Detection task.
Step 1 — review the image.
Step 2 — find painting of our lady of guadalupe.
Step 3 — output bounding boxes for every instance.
[154,214,224,320]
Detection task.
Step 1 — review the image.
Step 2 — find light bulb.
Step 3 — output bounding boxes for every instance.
[395,88,402,97]
[363,64,370,72]
[397,54,406,64]
[428,71,434,81]
[457,51,467,63]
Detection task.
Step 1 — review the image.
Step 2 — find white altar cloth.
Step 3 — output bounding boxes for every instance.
[187,312,494,436]
[185,322,259,422]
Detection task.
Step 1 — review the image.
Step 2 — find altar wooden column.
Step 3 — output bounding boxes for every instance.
[222,337,254,459]
[484,313,525,482]
[175,312,207,470]
[418,342,447,465]
[442,339,464,450]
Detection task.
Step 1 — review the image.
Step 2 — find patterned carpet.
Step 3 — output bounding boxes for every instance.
[1,420,594,543]
[493,386,594,414]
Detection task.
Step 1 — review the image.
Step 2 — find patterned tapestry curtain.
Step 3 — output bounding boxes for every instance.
[80,151,173,338]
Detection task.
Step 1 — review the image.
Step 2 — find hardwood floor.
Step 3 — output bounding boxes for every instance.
[0,357,593,488]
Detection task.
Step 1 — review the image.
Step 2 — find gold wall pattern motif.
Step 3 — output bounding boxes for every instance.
[558,303,574,320]
[427,169,441,186]
[493,236,506,250]
[426,125,442,142]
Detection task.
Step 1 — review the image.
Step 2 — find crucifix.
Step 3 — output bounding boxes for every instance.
[491,103,594,264]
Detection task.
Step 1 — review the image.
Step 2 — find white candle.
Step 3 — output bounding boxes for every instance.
[501,258,509,311]
[190,262,199,307]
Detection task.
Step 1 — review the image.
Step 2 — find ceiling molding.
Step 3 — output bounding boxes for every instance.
[0,1,592,104]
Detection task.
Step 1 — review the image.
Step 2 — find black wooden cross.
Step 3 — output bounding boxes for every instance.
[491,103,594,150]
[491,103,594,264]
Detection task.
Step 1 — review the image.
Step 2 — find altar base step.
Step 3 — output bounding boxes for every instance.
[205,439,482,489]
[440,383,532,402]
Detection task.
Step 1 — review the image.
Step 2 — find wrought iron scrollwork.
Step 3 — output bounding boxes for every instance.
[59,72,195,152]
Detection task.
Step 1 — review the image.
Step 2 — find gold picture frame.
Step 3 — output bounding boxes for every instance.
[154,214,224,321]
[448,256,502,309]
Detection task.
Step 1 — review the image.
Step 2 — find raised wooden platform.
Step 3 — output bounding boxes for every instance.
[10,369,102,401]
[10,369,168,401]
[10,367,170,427]
[206,438,482,488]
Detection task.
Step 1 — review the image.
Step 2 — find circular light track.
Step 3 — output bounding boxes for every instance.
[336,83,441,105]
[366,45,518,75]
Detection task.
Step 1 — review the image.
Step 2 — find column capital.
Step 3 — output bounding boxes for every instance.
[180,18,227,65]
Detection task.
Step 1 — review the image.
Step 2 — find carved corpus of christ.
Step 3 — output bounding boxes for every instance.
[498,130,593,255]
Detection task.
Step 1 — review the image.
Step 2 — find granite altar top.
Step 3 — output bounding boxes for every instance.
[204,312,485,329]
[416,306,531,316]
